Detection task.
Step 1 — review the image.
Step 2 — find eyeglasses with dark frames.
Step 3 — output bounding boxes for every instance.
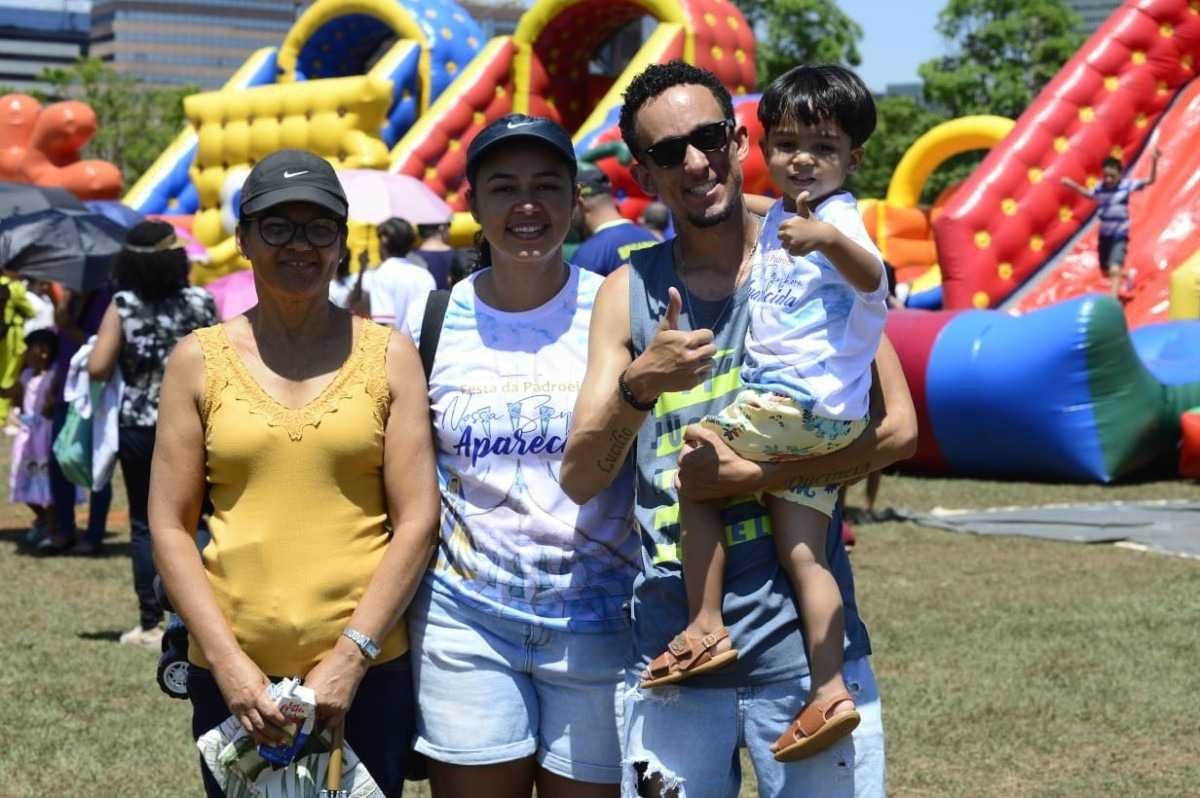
[254,216,342,248]
[642,119,735,168]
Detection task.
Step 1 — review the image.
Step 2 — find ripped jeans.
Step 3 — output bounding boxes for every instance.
[621,656,884,797]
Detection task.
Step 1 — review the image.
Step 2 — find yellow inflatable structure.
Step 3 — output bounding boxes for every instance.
[862,115,1015,294]
[885,115,1015,208]
[1169,250,1200,320]
[186,74,394,275]
[126,0,486,279]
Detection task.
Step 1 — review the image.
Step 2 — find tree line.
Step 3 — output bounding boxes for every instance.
[734,0,1083,202]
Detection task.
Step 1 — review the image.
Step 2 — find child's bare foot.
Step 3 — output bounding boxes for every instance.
[641,625,738,689]
[770,681,860,761]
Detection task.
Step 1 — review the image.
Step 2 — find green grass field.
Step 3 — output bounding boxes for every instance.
[1,457,1197,796]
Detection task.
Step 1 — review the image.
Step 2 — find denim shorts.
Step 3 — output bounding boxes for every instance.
[408,583,629,784]
[622,656,885,798]
[188,655,416,797]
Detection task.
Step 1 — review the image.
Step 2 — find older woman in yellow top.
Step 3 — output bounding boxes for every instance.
[149,149,438,797]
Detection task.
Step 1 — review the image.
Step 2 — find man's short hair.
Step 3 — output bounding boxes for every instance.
[378,217,416,258]
[619,61,735,156]
[758,64,876,148]
[640,202,669,232]
[1101,156,1122,172]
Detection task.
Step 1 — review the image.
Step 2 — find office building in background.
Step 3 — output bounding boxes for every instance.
[89,0,298,88]
[0,0,90,93]
[1064,0,1122,35]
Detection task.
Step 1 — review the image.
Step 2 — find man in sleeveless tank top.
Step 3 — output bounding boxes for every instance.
[561,63,917,797]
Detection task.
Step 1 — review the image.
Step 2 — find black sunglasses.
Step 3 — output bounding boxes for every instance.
[642,119,735,168]
[255,216,342,248]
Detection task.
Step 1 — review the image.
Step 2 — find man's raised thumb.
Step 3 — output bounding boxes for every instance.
[661,286,682,331]
[795,191,812,218]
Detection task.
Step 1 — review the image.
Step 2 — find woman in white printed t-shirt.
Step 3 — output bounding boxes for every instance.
[402,115,639,798]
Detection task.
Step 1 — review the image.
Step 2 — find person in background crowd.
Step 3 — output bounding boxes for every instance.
[638,201,671,241]
[38,285,113,555]
[571,165,658,277]
[8,328,57,545]
[22,278,55,336]
[0,274,34,424]
[150,149,437,796]
[87,220,219,642]
[416,222,456,289]
[329,249,371,317]
[367,217,435,329]
[1060,150,1159,300]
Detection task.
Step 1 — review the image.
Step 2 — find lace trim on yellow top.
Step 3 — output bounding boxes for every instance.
[194,320,391,441]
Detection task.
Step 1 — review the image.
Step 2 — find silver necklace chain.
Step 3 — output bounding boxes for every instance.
[675,225,759,331]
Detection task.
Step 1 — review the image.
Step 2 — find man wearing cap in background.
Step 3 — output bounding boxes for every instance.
[572,165,658,277]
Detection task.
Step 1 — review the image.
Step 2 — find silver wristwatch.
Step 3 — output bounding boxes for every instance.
[342,627,380,660]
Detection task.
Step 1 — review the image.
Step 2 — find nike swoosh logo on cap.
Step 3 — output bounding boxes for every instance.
[505,120,535,129]
[283,170,310,178]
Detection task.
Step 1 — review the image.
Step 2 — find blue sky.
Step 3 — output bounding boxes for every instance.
[822,0,947,92]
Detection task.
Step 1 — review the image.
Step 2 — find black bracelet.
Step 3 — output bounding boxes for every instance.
[618,369,657,412]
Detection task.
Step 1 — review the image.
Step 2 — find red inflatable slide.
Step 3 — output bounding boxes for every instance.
[1009,77,1200,325]
[935,0,1200,319]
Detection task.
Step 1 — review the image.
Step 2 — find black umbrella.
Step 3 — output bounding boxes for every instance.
[0,207,126,292]
[0,182,86,217]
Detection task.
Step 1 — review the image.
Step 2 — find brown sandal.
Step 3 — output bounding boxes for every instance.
[640,628,739,689]
[772,690,860,762]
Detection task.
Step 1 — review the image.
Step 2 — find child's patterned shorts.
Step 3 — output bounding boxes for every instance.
[699,389,867,516]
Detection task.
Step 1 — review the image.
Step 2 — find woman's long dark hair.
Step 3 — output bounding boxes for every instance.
[472,231,492,270]
[114,220,189,303]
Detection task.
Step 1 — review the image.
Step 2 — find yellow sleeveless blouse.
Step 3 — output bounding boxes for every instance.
[190,320,407,676]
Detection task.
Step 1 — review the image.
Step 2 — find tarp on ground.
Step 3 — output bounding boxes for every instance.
[897,501,1200,558]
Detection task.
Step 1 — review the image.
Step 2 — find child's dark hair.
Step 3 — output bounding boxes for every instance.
[25,328,57,360]
[619,61,735,156]
[1101,156,1122,172]
[758,64,876,147]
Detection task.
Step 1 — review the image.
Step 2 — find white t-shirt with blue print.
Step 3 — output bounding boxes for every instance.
[742,193,888,421]
[403,265,640,633]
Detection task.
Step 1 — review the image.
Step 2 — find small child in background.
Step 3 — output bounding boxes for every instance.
[9,329,59,544]
[1061,151,1159,299]
[641,64,887,763]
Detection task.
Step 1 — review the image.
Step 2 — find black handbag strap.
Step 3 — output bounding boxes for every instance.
[418,289,450,380]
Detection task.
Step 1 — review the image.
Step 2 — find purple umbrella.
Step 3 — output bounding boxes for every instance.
[336,169,452,225]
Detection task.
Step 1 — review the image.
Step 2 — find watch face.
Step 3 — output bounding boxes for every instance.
[345,628,379,659]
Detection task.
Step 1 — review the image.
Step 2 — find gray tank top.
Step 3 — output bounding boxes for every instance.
[627,241,870,686]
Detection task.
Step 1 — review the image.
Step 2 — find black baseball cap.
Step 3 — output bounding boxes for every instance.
[577,165,612,197]
[238,149,348,221]
[466,114,578,185]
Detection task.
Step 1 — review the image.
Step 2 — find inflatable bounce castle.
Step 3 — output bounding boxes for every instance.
[117,0,1200,483]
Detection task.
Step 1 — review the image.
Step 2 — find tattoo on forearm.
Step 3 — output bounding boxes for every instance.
[595,427,636,474]
[784,462,872,490]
